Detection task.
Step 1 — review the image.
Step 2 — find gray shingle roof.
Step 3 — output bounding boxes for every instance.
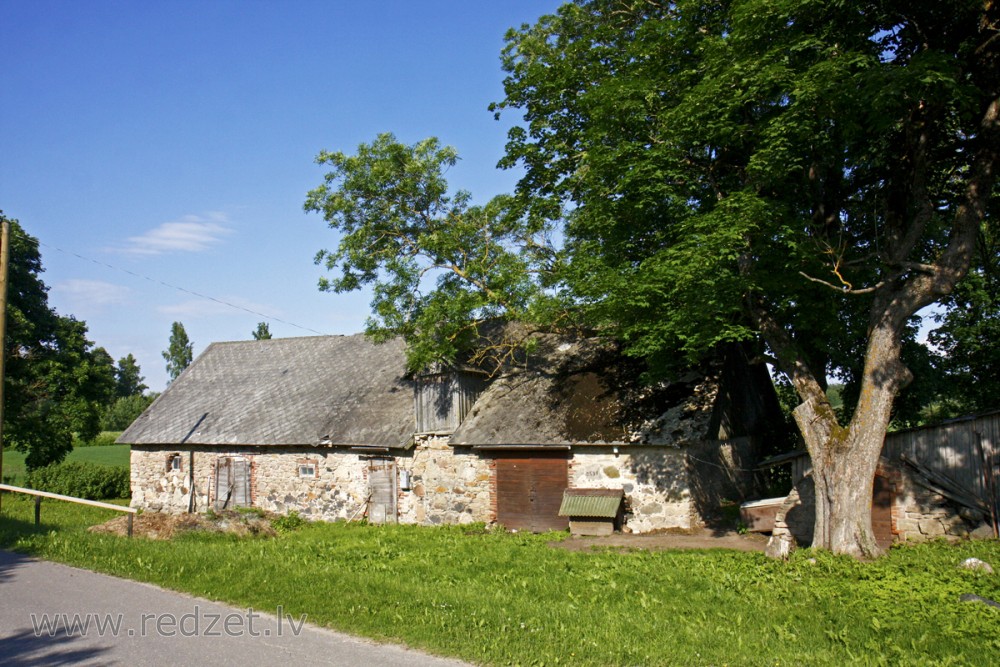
[118,335,414,448]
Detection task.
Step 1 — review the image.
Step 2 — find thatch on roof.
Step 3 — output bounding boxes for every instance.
[450,332,722,447]
[118,335,414,448]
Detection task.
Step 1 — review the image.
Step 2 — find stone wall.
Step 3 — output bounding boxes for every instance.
[569,447,697,532]
[254,449,370,521]
[397,435,492,525]
[131,442,494,526]
[131,446,373,520]
[132,441,701,533]
[131,447,212,513]
[892,466,986,541]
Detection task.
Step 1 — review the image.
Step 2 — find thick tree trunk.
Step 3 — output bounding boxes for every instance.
[800,322,906,557]
[793,402,887,557]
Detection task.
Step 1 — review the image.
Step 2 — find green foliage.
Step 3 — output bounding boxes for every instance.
[101,393,157,431]
[928,226,1000,416]
[491,3,999,553]
[24,462,130,500]
[251,322,272,340]
[493,0,996,384]
[1,500,998,665]
[162,321,193,382]
[2,443,129,487]
[2,214,118,469]
[73,431,123,448]
[271,510,305,534]
[113,353,147,398]
[305,133,560,371]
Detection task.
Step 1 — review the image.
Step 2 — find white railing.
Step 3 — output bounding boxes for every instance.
[0,483,136,537]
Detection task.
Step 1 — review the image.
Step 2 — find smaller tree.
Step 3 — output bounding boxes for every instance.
[114,353,147,398]
[162,321,193,382]
[252,322,272,340]
[101,393,158,431]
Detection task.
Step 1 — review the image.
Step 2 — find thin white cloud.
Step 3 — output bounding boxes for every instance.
[119,213,234,256]
[51,279,131,310]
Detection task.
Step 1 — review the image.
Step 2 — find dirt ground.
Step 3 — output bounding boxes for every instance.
[550,527,769,552]
[89,510,277,539]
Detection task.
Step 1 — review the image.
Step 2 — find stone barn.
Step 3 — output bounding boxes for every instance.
[122,332,783,532]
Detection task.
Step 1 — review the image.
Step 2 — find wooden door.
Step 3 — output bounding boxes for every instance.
[872,474,894,549]
[368,461,397,524]
[495,454,569,532]
[214,457,250,510]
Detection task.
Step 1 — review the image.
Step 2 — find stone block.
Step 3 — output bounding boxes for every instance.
[919,519,946,537]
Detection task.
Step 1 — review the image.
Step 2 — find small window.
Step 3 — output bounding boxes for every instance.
[298,463,316,478]
[168,454,183,472]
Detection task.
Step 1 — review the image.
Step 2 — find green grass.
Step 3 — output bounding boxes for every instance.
[1,442,130,485]
[1,496,997,666]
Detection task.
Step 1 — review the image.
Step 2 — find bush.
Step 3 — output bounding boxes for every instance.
[73,431,123,447]
[25,462,130,500]
[272,511,305,534]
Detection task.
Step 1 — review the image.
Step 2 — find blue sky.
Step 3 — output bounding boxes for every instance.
[1,0,564,391]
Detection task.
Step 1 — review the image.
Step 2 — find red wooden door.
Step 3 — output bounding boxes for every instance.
[872,474,894,549]
[495,454,569,532]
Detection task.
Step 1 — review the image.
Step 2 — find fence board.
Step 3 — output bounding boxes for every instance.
[884,411,999,505]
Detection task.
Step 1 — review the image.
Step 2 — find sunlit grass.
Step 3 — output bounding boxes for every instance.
[1,495,997,666]
[1,442,130,485]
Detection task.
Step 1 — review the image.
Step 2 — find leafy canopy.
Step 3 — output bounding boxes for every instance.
[305,133,560,371]
[3,214,116,468]
[492,0,997,388]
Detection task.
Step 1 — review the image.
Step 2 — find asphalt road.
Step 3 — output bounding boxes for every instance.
[0,550,471,666]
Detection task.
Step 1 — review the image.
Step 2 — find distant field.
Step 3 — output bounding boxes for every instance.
[1,442,130,485]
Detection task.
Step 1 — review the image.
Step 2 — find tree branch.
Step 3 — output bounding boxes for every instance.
[798,271,884,295]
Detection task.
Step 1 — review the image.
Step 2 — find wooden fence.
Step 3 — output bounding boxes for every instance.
[0,483,136,537]
[883,410,999,507]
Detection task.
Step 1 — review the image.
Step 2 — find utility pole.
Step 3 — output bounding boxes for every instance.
[0,219,10,514]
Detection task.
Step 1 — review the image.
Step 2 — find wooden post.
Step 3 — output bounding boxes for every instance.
[127,512,134,538]
[0,219,11,515]
[34,495,41,526]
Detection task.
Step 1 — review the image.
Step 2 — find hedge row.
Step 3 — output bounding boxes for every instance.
[25,462,130,500]
[73,431,122,448]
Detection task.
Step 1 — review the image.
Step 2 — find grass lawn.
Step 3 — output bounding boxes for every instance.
[0,497,997,666]
[1,441,130,485]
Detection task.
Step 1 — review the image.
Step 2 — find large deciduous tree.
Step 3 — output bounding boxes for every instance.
[305,133,557,371]
[3,214,117,468]
[492,0,999,556]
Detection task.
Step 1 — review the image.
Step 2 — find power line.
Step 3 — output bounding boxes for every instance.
[39,241,327,336]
